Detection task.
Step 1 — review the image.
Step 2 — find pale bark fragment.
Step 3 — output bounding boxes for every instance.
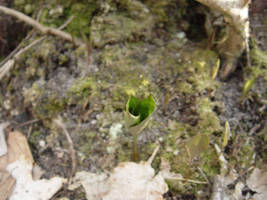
[195,0,250,79]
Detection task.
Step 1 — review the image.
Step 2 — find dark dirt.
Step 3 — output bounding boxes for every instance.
[0,0,266,199]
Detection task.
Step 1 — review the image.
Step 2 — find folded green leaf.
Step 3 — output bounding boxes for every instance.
[125,95,156,135]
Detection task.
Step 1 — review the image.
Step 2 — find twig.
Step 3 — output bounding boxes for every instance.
[165,176,208,184]
[0,16,74,81]
[0,6,81,45]
[36,8,43,22]
[13,15,74,60]
[197,167,211,186]
[0,60,15,80]
[15,119,40,128]
[58,16,75,30]
[147,144,160,165]
[54,116,76,185]
[0,29,34,67]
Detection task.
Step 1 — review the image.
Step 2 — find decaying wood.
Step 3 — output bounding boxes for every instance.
[195,0,250,79]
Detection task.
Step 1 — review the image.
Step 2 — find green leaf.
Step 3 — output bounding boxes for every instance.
[125,94,156,135]
[222,121,231,149]
[242,78,255,97]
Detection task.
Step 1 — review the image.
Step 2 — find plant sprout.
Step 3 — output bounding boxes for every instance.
[125,94,156,162]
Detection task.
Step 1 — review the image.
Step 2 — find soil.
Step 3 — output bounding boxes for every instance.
[0,0,266,199]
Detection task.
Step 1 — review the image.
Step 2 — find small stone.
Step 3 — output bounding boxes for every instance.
[91,120,97,125]
[39,140,46,147]
[3,100,11,110]
[173,150,179,156]
[176,32,186,39]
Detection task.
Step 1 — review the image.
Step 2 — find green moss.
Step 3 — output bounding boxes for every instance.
[58,54,68,65]
[29,130,41,145]
[98,44,158,108]
[249,41,267,83]
[42,95,66,116]
[78,131,97,155]
[66,2,98,38]
[91,13,154,48]
[67,77,97,104]
[143,0,187,32]
[34,40,56,61]
[228,134,255,169]
[195,97,222,135]
[176,50,219,94]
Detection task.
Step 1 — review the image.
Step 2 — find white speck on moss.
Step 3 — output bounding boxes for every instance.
[109,123,122,140]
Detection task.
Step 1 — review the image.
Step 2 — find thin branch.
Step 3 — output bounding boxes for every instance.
[165,176,208,184]
[58,16,75,30]
[147,144,160,165]
[54,116,76,185]
[0,60,14,80]
[0,29,34,67]
[0,6,81,45]
[197,166,211,186]
[0,16,74,81]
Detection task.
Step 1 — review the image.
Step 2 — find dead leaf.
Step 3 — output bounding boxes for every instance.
[0,170,15,200]
[70,145,168,200]
[159,158,208,184]
[103,162,168,200]
[69,171,109,200]
[0,131,65,200]
[0,123,9,157]
[247,168,267,200]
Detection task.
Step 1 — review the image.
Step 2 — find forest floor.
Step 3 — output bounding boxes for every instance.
[0,0,266,199]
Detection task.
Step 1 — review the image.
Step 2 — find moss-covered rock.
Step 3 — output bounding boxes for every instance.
[91,13,154,48]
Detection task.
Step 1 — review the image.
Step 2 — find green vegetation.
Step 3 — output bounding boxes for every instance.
[125,95,156,161]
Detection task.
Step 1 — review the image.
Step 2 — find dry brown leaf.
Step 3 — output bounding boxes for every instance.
[70,145,168,200]
[247,168,267,200]
[0,130,65,200]
[0,170,15,200]
[0,131,33,171]
[71,162,168,200]
[102,162,168,200]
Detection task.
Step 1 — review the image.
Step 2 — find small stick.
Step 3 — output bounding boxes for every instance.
[14,15,75,61]
[0,6,81,45]
[0,16,74,80]
[54,116,76,184]
[0,29,34,67]
[197,166,211,186]
[15,119,40,128]
[147,144,160,165]
[165,176,208,184]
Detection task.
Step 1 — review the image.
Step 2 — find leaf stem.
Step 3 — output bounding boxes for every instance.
[132,134,139,162]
